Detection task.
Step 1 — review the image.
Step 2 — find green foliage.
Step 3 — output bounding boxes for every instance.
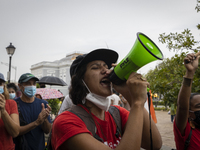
[159,3,200,53]
[153,101,164,106]
[36,83,40,88]
[146,2,200,108]
[47,99,60,115]
[195,0,200,12]
[145,52,200,106]
[145,52,200,107]
[158,29,199,52]
[145,53,184,106]
[197,24,200,30]
[154,107,169,111]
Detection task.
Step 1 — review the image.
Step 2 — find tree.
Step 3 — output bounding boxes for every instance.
[36,83,40,88]
[145,53,186,107]
[48,98,60,115]
[196,0,200,12]
[158,29,199,52]
[145,2,200,107]
[145,52,200,108]
[158,1,200,53]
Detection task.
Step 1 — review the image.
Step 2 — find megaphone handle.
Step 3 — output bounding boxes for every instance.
[185,51,200,64]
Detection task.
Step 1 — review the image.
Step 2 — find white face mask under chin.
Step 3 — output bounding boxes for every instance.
[82,80,111,111]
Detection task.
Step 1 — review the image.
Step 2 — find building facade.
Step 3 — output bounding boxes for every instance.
[30,52,82,96]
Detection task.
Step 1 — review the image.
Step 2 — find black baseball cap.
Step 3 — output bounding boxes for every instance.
[70,48,118,77]
[18,73,39,83]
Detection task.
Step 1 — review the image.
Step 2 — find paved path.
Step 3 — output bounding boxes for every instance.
[155,110,176,150]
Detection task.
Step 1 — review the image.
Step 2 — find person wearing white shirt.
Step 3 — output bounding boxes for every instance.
[58,95,74,115]
[110,93,121,106]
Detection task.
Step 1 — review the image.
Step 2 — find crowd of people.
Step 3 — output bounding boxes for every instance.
[0,73,52,150]
[0,48,200,150]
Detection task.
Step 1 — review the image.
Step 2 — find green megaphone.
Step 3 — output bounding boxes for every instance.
[109,32,164,85]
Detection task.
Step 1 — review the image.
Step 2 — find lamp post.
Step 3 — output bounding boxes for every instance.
[6,43,16,83]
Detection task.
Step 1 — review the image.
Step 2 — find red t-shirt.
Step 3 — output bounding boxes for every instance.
[51,105,129,150]
[0,99,18,150]
[174,119,200,150]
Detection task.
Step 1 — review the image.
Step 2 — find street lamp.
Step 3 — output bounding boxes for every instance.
[154,93,158,99]
[154,93,158,107]
[6,43,16,83]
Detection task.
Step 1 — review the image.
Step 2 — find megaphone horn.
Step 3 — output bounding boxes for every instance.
[109,32,164,85]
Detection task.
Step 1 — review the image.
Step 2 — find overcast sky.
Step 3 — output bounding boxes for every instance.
[0,0,199,82]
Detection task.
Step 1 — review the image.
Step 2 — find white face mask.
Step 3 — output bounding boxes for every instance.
[82,80,111,111]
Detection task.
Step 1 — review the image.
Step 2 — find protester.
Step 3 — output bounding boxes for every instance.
[58,94,74,115]
[58,90,64,101]
[0,73,20,150]
[14,73,52,150]
[16,86,22,98]
[7,82,18,99]
[170,103,176,123]
[174,53,200,149]
[51,49,162,150]
[35,93,43,99]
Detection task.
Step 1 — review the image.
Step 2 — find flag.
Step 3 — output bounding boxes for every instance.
[144,90,157,123]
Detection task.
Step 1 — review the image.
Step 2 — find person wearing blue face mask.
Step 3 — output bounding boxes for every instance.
[0,73,20,150]
[14,73,52,150]
[7,83,18,100]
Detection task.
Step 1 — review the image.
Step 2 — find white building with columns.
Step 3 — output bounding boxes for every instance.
[30,52,83,96]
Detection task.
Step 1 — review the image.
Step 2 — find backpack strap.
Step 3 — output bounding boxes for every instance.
[14,99,30,150]
[68,105,122,142]
[68,105,104,142]
[16,99,28,126]
[184,128,192,150]
[108,106,122,138]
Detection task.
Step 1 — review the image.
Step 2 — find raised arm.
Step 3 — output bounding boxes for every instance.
[176,53,200,135]
[41,104,52,134]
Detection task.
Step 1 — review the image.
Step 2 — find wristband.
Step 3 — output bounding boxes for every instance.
[183,76,192,87]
